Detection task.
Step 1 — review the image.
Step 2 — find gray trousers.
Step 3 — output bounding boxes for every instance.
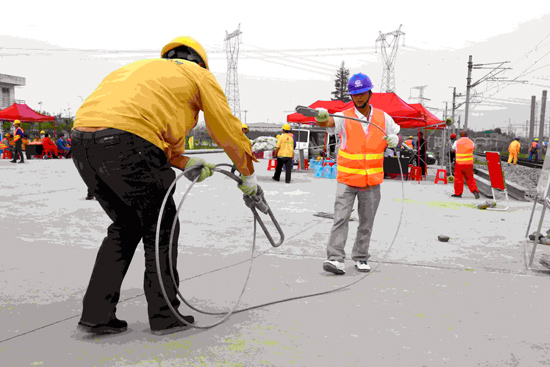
[326,182,381,262]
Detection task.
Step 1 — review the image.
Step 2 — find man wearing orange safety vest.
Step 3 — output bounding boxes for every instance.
[315,73,401,275]
[529,138,539,161]
[1,133,13,157]
[508,137,521,165]
[10,120,25,164]
[451,130,480,199]
[402,135,414,150]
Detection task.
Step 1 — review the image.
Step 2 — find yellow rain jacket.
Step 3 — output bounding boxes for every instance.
[74,58,257,175]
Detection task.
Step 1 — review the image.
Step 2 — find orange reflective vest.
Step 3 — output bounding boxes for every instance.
[13,127,24,142]
[531,142,539,151]
[0,138,9,150]
[455,137,474,165]
[403,139,413,148]
[336,108,387,187]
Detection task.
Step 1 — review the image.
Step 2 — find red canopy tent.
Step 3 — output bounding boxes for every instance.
[0,103,55,122]
[0,103,57,137]
[402,103,446,130]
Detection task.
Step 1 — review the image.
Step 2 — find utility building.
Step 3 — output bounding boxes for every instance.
[0,73,26,109]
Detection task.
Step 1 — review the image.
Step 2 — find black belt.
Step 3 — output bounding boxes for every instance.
[72,128,127,140]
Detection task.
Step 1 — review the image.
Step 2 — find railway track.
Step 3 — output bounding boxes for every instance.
[473,152,543,169]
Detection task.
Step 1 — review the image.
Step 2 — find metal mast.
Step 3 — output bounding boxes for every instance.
[376,24,405,93]
[224,24,242,120]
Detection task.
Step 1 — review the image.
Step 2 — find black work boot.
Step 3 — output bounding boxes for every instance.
[77,318,128,335]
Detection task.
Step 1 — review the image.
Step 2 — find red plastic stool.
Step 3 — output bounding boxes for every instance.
[267,159,277,171]
[434,169,448,185]
[409,166,423,182]
[297,159,309,170]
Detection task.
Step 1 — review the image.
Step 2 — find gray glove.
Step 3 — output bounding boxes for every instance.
[242,185,269,214]
[183,157,216,182]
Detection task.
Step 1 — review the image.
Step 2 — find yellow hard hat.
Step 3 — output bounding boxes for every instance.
[161,36,209,70]
[282,124,291,131]
[40,130,45,134]
[14,119,21,125]
[4,133,10,137]
[242,124,248,130]
[408,136,413,139]
[535,138,539,141]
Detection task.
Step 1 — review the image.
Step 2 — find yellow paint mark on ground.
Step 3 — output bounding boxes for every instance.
[394,199,477,210]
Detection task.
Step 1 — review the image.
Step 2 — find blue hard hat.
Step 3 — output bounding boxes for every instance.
[348,73,374,95]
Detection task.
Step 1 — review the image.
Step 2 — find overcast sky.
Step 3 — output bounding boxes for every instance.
[1,0,550,133]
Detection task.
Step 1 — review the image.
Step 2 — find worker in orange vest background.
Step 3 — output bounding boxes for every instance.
[508,137,521,165]
[529,138,539,161]
[10,120,25,164]
[402,135,415,150]
[314,72,401,275]
[1,133,13,158]
[451,130,480,199]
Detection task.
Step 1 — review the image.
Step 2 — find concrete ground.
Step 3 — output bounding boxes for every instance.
[1,154,549,366]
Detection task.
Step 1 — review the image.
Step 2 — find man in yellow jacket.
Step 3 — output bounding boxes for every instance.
[272,124,295,183]
[72,36,266,336]
[315,73,401,274]
[508,137,521,165]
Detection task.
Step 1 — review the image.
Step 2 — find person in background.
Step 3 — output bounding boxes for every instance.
[529,138,539,161]
[10,120,25,164]
[242,124,249,135]
[447,133,457,175]
[272,123,295,184]
[57,134,71,158]
[71,35,267,336]
[508,137,521,166]
[42,133,59,159]
[451,130,480,199]
[417,131,427,177]
[314,72,401,274]
[1,133,13,157]
[402,135,415,150]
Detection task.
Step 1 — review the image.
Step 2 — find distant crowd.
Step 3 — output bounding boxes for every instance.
[0,123,72,161]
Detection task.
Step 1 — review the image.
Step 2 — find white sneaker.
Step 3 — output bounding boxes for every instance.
[323,260,345,275]
[355,261,371,272]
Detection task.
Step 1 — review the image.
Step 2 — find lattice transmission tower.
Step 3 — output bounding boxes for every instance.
[375,24,405,93]
[224,24,242,120]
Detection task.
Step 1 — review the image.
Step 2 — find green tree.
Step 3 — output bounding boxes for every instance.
[331,61,351,103]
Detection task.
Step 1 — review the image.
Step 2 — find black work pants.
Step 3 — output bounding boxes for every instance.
[13,140,24,162]
[418,151,427,176]
[273,157,293,183]
[72,128,182,329]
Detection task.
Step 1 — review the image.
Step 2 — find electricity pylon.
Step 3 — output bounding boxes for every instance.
[224,24,242,120]
[376,25,405,93]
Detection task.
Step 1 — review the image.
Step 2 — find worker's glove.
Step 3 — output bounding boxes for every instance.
[315,108,329,123]
[183,157,216,182]
[383,134,399,148]
[238,172,258,196]
[242,185,269,214]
